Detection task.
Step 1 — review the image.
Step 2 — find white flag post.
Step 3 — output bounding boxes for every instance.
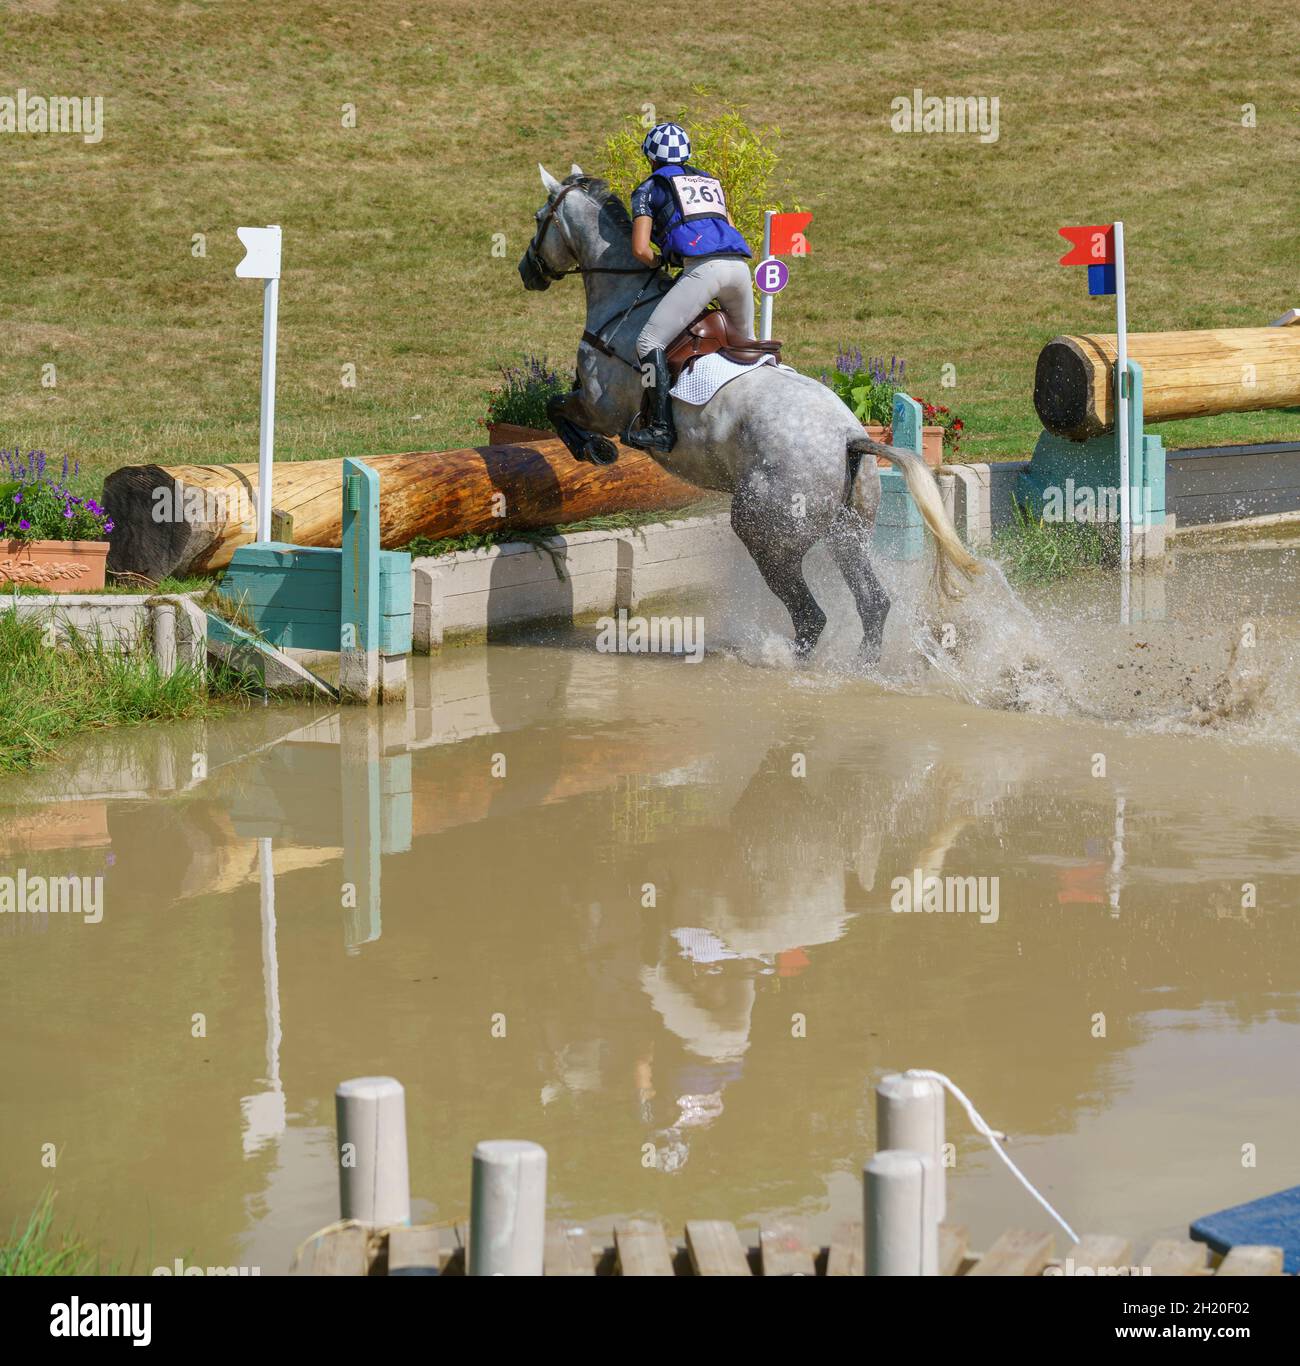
[758,209,775,341]
[1113,220,1131,625]
[235,225,282,544]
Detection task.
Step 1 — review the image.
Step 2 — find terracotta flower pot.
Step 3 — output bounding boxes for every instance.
[863,422,945,468]
[486,422,553,446]
[0,538,110,591]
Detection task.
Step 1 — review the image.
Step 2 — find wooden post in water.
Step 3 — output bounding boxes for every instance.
[876,1071,946,1221]
[865,1149,939,1275]
[335,1076,410,1226]
[339,457,380,703]
[468,1140,547,1276]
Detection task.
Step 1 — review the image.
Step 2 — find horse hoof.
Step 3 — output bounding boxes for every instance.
[856,642,883,669]
[582,436,619,465]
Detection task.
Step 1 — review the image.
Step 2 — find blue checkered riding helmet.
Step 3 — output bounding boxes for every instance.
[642,122,691,164]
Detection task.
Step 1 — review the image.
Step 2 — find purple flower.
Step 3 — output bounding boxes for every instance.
[104,520,114,533]
[63,506,75,519]
[12,492,21,504]
[834,343,864,376]
[19,518,30,531]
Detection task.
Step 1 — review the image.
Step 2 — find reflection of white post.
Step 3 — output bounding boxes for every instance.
[1114,220,1131,625]
[240,838,286,1154]
[259,838,282,1097]
[877,1072,946,1221]
[865,1150,939,1275]
[335,1077,411,1227]
[758,210,774,341]
[235,225,282,543]
[1107,794,1127,917]
[469,1140,547,1276]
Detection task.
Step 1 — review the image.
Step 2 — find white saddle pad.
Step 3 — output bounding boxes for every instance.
[670,351,776,406]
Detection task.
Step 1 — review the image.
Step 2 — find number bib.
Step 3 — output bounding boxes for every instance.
[669,173,728,222]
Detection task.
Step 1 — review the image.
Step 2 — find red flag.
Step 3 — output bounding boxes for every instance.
[769,211,813,257]
[1058,225,1114,266]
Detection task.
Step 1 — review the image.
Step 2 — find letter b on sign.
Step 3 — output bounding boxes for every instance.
[755,258,789,295]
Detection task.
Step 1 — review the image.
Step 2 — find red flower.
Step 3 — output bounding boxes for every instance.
[953,420,964,430]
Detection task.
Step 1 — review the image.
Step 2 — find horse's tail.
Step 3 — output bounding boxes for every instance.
[848,435,982,598]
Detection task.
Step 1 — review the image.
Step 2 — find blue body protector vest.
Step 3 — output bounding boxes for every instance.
[651,165,751,263]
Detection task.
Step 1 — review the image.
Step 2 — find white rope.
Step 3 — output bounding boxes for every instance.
[904,1068,1080,1245]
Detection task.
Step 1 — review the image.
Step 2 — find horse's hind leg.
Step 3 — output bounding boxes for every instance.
[826,505,891,663]
[731,503,827,657]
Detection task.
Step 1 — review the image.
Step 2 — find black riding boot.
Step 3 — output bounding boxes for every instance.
[624,349,676,454]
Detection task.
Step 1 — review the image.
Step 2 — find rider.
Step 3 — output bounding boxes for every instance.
[624,122,755,454]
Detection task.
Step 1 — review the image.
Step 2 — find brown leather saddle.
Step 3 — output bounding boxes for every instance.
[664,309,782,382]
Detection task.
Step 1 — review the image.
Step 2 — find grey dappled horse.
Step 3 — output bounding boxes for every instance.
[519,165,980,661]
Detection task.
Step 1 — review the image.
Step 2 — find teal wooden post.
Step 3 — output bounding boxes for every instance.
[876,392,927,561]
[339,457,380,703]
[1017,359,1165,563]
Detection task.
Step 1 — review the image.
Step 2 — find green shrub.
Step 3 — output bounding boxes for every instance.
[600,93,795,260]
[993,500,1114,585]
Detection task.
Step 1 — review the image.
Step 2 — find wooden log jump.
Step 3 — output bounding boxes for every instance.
[1034,326,1300,441]
[104,438,701,582]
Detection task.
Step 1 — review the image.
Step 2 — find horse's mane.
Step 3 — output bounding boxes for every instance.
[565,175,632,231]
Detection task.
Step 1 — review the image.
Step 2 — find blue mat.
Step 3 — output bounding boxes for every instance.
[1190,1185,1300,1274]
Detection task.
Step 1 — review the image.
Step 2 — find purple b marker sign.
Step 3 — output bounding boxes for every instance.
[754,257,789,295]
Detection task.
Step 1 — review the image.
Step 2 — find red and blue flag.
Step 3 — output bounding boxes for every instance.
[1059,225,1115,296]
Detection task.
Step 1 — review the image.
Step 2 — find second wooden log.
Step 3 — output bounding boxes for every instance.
[1033,327,1300,440]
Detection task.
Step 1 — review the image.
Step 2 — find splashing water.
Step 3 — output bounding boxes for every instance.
[712,528,1300,748]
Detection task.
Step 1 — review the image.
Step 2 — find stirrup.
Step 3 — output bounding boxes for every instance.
[624,417,675,454]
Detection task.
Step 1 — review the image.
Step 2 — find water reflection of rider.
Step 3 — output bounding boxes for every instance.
[624,121,754,455]
[638,927,761,1172]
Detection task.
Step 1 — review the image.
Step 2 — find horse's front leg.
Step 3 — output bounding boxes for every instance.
[547,384,619,467]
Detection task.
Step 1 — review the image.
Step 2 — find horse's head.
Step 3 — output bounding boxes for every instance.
[519,163,595,290]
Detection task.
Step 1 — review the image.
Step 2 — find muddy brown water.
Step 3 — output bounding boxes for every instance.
[1,533,1298,1273]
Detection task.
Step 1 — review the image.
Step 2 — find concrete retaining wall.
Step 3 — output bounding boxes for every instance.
[412,517,754,650]
[2,593,207,674]
[1165,441,1300,527]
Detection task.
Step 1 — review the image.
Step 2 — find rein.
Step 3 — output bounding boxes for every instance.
[583,264,667,371]
[527,179,667,372]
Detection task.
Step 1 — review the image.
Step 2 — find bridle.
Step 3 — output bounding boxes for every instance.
[524,180,660,283]
[524,178,666,372]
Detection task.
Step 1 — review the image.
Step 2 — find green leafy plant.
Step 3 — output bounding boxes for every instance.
[817,348,969,454]
[480,356,573,433]
[0,450,113,544]
[600,92,796,262]
[820,347,907,426]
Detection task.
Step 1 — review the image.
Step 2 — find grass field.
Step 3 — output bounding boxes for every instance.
[3,0,1299,494]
